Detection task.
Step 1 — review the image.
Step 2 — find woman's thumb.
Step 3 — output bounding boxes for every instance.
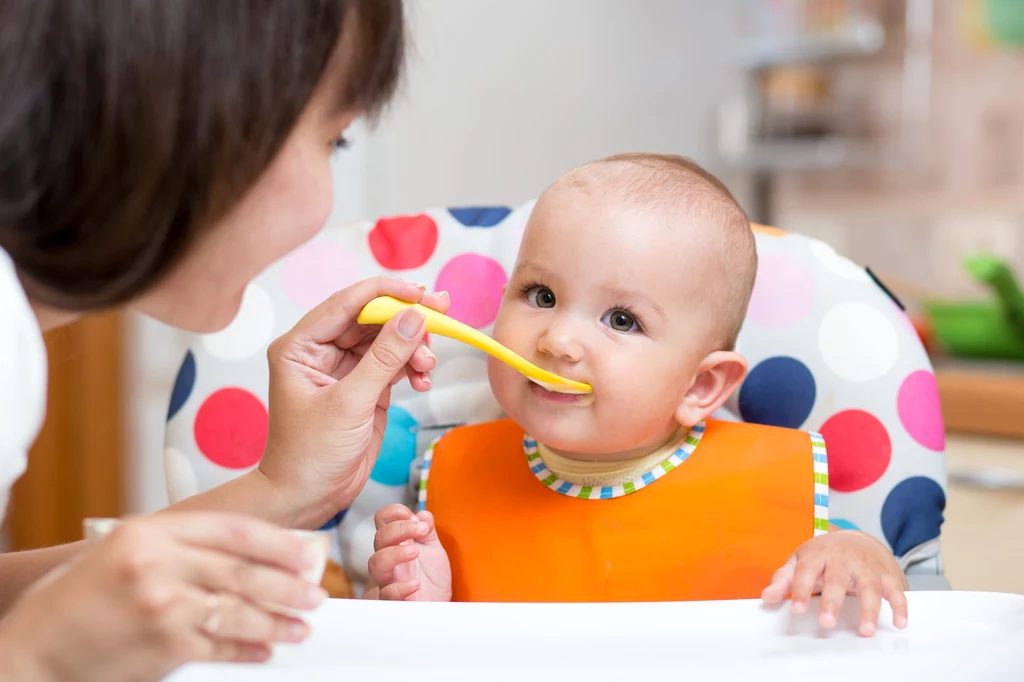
[340,307,426,408]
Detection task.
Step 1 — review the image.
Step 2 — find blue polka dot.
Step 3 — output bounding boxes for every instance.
[830,518,860,531]
[167,350,196,421]
[369,405,419,486]
[319,508,348,531]
[881,477,945,557]
[738,356,816,429]
[448,206,512,228]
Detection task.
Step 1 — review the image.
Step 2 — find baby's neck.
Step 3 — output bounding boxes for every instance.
[536,427,688,489]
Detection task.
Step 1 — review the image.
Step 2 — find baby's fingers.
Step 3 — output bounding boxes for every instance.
[373,519,431,551]
[883,574,909,630]
[373,504,416,531]
[854,573,883,637]
[367,545,419,587]
[761,558,795,604]
[379,580,421,601]
[414,510,442,544]
[818,563,853,629]
[789,555,826,614]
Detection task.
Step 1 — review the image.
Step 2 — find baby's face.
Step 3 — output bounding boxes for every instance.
[489,189,718,459]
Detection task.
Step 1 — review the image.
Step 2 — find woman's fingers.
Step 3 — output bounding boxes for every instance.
[329,307,427,412]
[132,515,316,577]
[292,276,431,346]
[188,589,309,645]
[209,641,273,664]
[178,547,325,612]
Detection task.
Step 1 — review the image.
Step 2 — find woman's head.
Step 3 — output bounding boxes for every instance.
[0,0,403,331]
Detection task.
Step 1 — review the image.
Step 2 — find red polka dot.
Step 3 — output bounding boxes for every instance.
[368,214,438,270]
[194,388,268,469]
[819,410,892,493]
[434,253,507,329]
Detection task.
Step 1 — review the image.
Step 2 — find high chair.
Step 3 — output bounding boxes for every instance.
[163,202,948,594]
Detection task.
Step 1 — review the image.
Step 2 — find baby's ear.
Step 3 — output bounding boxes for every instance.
[675,351,748,427]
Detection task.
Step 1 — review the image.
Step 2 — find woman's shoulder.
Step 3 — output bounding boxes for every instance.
[0,247,47,502]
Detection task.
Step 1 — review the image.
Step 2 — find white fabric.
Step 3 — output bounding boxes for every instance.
[0,248,47,524]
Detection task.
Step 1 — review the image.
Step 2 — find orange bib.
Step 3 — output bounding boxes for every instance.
[422,418,827,602]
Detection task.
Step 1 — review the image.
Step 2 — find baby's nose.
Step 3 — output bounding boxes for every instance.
[538,327,584,362]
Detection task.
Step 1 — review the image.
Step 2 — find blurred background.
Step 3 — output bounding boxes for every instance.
[11,0,1024,593]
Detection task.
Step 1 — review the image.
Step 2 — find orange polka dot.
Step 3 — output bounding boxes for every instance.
[751,223,787,237]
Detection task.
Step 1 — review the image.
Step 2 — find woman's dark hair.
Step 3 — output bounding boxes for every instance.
[0,0,404,309]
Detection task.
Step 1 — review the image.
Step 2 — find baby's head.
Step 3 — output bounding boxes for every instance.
[489,153,757,460]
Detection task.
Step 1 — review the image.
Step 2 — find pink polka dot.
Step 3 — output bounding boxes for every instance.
[282,241,360,311]
[435,254,507,329]
[194,388,268,469]
[820,410,892,493]
[746,253,816,329]
[898,371,945,451]
[369,214,438,270]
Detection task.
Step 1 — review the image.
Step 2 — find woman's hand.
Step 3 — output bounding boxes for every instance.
[0,513,327,682]
[258,277,449,529]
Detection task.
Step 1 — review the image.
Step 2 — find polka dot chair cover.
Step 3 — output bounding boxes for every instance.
[164,204,947,593]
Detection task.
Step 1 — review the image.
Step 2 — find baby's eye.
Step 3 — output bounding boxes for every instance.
[526,286,556,309]
[602,309,638,333]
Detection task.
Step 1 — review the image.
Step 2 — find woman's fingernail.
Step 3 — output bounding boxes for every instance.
[306,585,327,607]
[422,376,432,390]
[288,621,310,641]
[398,307,425,339]
[437,290,450,299]
[404,280,427,289]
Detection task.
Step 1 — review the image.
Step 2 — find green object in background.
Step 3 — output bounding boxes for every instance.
[924,253,1024,361]
[985,0,1024,46]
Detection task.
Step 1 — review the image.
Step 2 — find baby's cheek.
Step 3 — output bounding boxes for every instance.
[486,357,520,414]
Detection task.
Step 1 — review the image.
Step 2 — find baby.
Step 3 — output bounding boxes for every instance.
[366,153,907,636]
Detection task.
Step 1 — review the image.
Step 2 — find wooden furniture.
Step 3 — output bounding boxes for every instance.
[936,361,1024,439]
[943,433,1024,593]
[7,313,124,550]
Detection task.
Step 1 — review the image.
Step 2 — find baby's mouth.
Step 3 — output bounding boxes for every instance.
[527,379,596,407]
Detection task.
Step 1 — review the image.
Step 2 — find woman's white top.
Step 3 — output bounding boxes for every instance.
[0,247,47,524]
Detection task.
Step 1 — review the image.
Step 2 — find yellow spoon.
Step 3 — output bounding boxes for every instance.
[358,296,593,395]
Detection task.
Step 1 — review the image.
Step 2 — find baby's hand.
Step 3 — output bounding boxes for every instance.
[366,504,452,602]
[761,530,908,637]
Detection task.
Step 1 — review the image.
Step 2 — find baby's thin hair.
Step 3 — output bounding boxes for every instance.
[561,153,757,350]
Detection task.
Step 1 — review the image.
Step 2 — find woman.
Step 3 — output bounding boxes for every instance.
[0,1,439,679]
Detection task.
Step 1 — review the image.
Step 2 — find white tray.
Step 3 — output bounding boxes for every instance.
[167,592,1024,681]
